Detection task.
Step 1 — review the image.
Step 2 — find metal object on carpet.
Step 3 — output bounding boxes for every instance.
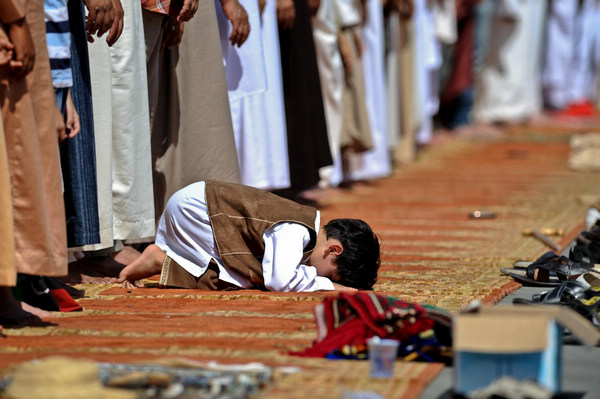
[469,211,496,219]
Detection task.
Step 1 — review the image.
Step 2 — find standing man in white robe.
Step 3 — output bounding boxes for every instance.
[85,0,156,254]
[542,0,577,110]
[348,0,391,181]
[412,0,447,145]
[473,0,548,124]
[312,0,344,187]
[566,0,600,114]
[314,0,373,187]
[217,0,290,191]
[149,0,246,222]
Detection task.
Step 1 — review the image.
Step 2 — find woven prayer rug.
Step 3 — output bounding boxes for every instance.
[1,121,599,398]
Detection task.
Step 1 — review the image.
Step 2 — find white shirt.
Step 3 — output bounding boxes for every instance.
[262,222,335,292]
[155,182,335,292]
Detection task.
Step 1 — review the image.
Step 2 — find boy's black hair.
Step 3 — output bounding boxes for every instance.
[324,218,381,290]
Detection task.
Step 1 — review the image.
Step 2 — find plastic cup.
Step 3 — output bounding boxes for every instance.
[367,337,399,379]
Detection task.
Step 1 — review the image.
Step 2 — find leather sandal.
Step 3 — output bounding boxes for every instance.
[569,240,600,269]
[501,255,590,287]
[514,283,600,331]
[513,280,589,305]
[512,251,557,269]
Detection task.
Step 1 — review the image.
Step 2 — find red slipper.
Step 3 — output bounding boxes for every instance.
[44,277,83,312]
[562,101,597,117]
[49,288,83,312]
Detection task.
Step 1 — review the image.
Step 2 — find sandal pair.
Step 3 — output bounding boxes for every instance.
[502,252,591,287]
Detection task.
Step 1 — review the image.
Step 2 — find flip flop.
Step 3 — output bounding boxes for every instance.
[501,256,590,287]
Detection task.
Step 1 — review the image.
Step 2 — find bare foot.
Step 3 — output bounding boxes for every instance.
[112,245,143,265]
[430,129,454,147]
[0,287,46,327]
[61,255,127,284]
[21,302,54,318]
[117,244,166,289]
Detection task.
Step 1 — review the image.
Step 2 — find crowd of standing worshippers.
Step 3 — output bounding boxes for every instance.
[1,0,600,328]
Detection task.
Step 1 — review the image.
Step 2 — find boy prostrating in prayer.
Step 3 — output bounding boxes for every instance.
[118,180,380,292]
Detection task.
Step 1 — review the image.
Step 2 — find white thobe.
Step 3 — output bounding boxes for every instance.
[385,11,401,150]
[216,0,266,100]
[413,0,442,145]
[313,0,344,187]
[568,0,600,104]
[473,0,547,123]
[542,0,577,109]
[84,0,156,250]
[347,0,391,181]
[217,0,290,190]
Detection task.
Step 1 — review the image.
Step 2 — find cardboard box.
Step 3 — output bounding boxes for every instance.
[453,304,600,395]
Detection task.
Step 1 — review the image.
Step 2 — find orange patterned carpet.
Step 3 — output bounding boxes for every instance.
[1,117,599,398]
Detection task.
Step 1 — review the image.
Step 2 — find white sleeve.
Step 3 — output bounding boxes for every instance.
[262,223,335,292]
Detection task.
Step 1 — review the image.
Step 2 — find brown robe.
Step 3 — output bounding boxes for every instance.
[0,0,67,277]
[0,111,15,286]
[0,2,22,286]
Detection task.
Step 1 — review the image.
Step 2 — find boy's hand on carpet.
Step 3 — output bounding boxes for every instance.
[332,282,358,293]
[120,279,144,289]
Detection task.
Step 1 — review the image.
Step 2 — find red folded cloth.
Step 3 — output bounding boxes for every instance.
[293,292,434,357]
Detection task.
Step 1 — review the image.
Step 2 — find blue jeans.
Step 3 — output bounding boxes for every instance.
[59,0,100,247]
[54,87,67,115]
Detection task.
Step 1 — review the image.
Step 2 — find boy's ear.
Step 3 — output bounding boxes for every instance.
[328,242,343,256]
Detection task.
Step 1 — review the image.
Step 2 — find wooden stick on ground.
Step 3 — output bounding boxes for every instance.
[522,229,562,252]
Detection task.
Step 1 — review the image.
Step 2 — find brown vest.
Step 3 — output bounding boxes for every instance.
[205,180,318,288]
